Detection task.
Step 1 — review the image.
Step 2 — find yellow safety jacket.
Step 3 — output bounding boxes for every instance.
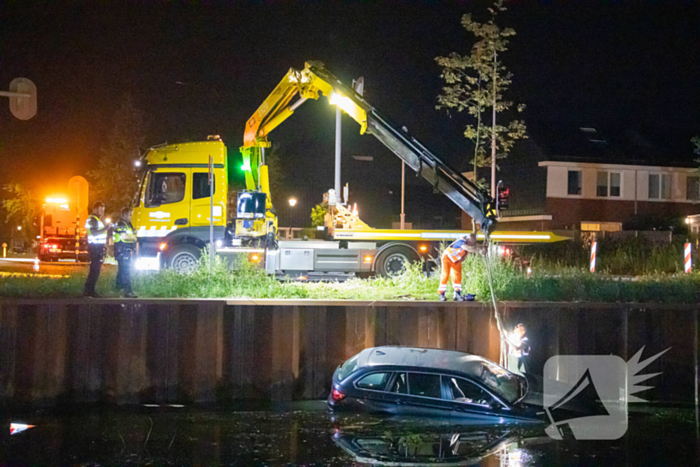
[85,215,107,245]
[443,237,470,263]
[113,220,137,245]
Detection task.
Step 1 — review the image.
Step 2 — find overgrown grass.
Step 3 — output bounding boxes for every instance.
[522,236,687,275]
[2,252,700,303]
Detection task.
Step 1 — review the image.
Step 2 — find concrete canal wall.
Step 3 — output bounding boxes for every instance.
[0,299,696,407]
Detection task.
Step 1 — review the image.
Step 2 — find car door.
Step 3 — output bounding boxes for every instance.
[443,375,504,421]
[392,372,454,417]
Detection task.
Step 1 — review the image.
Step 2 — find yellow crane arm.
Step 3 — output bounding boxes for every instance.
[240,61,369,193]
[241,60,497,232]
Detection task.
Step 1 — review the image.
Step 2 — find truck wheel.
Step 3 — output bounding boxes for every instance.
[167,244,201,274]
[375,246,418,277]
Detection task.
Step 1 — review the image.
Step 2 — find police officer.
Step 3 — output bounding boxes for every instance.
[113,207,137,298]
[84,201,109,297]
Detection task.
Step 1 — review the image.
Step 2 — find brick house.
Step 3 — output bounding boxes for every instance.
[461,126,700,232]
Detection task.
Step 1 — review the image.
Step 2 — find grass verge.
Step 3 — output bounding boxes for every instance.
[2,253,699,303]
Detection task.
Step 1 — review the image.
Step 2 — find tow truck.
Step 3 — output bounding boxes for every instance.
[132,61,565,275]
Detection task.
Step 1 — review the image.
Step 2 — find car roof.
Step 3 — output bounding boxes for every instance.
[356,346,491,378]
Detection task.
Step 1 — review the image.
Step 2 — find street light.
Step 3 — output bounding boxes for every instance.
[16,226,21,231]
[288,198,297,230]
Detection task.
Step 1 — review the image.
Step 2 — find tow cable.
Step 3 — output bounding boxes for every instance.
[482,235,509,367]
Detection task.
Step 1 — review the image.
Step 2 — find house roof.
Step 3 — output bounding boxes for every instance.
[525,122,698,168]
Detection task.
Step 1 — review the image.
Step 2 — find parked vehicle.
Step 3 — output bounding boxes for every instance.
[328,346,539,422]
[38,236,88,262]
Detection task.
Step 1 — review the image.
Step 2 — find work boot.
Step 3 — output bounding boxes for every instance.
[453,291,465,302]
[465,293,476,301]
[438,292,447,302]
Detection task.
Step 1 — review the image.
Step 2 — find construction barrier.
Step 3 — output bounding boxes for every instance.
[590,241,597,273]
[685,243,692,273]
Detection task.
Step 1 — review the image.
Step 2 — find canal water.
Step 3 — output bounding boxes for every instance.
[1,402,697,465]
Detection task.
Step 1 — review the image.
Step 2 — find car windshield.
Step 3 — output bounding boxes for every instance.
[475,361,522,403]
[337,355,359,381]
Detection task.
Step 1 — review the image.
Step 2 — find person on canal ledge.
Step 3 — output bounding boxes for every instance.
[83,201,109,297]
[113,207,137,298]
[438,233,479,302]
[506,323,531,376]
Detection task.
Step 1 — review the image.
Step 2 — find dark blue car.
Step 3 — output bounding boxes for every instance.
[328,346,539,422]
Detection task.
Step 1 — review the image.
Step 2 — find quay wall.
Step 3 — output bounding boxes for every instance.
[0,299,695,406]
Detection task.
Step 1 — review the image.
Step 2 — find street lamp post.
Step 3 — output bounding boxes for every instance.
[289,198,297,233]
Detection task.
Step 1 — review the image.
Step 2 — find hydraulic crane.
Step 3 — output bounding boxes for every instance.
[238,61,498,242]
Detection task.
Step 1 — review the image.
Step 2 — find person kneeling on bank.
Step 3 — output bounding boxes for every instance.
[438,233,482,302]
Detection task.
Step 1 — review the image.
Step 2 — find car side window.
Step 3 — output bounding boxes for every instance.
[445,376,494,406]
[356,372,391,391]
[408,373,442,399]
[389,372,408,394]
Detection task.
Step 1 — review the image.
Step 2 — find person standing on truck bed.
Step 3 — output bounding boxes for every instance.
[438,233,479,302]
[113,207,137,298]
[83,201,109,298]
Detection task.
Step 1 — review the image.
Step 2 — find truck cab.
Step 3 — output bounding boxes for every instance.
[132,140,228,272]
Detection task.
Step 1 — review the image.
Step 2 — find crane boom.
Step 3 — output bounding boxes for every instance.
[241,61,497,232]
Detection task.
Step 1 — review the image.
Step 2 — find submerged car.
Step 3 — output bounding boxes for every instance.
[328,346,539,422]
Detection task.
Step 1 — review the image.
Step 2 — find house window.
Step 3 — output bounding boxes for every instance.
[687,176,700,201]
[596,171,621,197]
[649,173,671,200]
[567,170,582,195]
[610,172,621,197]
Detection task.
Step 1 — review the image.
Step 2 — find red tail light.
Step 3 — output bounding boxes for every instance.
[331,388,346,402]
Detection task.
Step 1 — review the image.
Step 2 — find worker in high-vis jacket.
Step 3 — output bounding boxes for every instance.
[83,201,109,297]
[438,233,479,302]
[113,207,137,298]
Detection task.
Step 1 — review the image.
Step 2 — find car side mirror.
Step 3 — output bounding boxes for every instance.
[490,400,502,411]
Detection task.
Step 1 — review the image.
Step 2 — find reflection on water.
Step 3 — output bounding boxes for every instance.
[0,402,697,466]
[333,427,546,466]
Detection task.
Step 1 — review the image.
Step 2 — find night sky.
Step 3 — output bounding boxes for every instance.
[1,1,699,227]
